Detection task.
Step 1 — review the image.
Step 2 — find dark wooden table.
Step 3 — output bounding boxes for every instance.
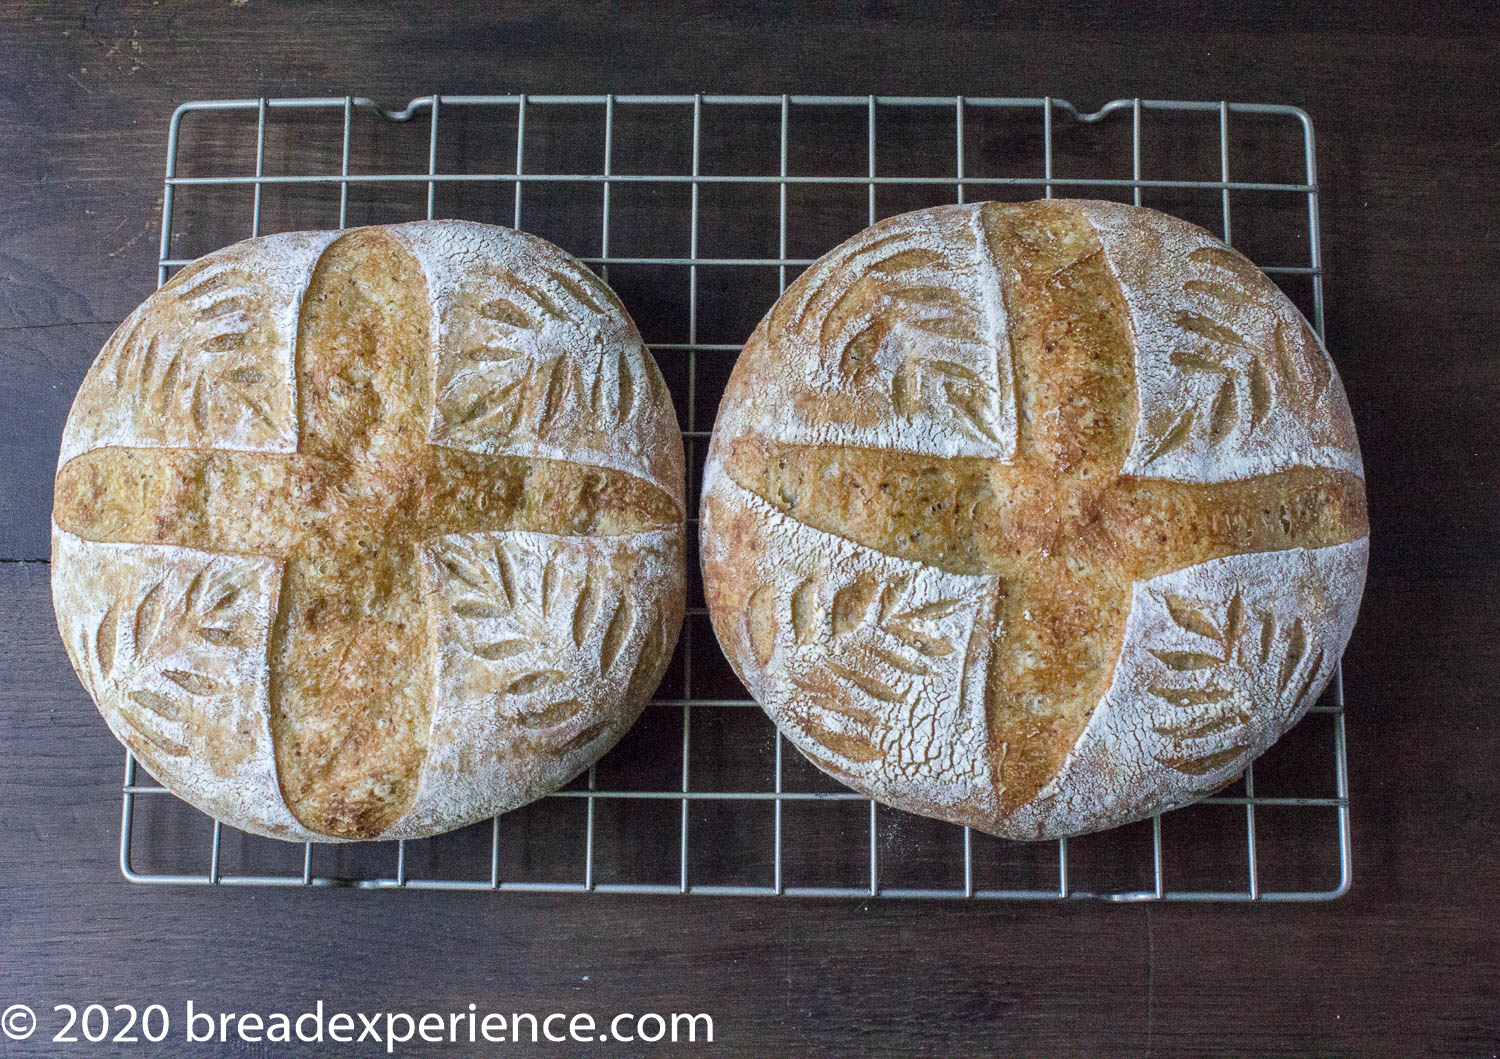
[2,4,1497,1055]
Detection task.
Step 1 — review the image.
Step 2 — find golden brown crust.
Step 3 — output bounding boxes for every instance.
[720,437,1365,581]
[53,444,678,557]
[53,222,685,841]
[268,227,433,836]
[701,199,1368,838]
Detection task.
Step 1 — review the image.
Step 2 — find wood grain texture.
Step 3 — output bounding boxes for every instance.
[1,1,1498,1055]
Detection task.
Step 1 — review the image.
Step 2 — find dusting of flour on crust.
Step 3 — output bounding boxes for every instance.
[714,204,1016,463]
[389,222,684,502]
[53,222,685,842]
[1079,201,1363,484]
[703,476,999,817]
[394,526,684,838]
[51,527,308,839]
[59,230,342,467]
[701,200,1369,840]
[1005,537,1369,838]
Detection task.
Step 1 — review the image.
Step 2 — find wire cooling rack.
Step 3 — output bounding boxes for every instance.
[119,94,1351,900]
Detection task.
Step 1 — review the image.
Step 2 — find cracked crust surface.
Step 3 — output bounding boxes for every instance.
[701,200,1367,839]
[52,222,685,841]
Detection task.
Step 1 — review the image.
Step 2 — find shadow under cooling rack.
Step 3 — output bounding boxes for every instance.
[123,94,1350,900]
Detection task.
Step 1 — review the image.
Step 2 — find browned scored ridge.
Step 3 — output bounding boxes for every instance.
[53,228,678,838]
[722,200,1368,812]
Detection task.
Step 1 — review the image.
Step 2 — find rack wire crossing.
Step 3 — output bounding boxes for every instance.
[122,94,1351,900]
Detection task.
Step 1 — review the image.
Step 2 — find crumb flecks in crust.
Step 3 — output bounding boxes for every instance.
[52,222,686,842]
[701,199,1368,840]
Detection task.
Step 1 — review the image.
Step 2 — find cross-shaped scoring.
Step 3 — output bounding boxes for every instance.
[706,200,1366,826]
[54,228,678,838]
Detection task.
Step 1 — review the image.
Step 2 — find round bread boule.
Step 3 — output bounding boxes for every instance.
[700,200,1368,840]
[53,221,684,841]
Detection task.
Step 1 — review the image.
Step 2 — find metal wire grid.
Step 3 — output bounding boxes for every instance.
[119,94,1351,900]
